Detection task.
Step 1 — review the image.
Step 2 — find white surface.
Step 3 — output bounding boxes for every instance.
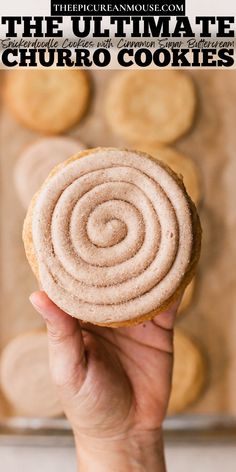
[0,443,236,471]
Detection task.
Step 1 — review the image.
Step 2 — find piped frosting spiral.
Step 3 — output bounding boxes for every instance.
[26,148,200,326]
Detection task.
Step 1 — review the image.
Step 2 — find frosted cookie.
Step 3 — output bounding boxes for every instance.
[0,331,63,418]
[168,329,206,414]
[136,145,201,206]
[105,71,196,144]
[178,278,196,317]
[23,147,201,327]
[4,70,90,134]
[14,137,85,209]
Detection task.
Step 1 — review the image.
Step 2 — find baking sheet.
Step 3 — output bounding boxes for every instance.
[0,70,236,430]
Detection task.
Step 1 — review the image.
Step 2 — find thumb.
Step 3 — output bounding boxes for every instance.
[30,291,86,391]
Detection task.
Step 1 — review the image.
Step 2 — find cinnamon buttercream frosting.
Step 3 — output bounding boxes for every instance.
[24,148,201,326]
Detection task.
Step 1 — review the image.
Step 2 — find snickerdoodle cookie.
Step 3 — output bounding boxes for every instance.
[23,147,201,327]
[14,137,85,208]
[0,331,63,418]
[178,278,196,317]
[105,71,196,144]
[168,329,206,414]
[4,70,90,134]
[136,145,201,206]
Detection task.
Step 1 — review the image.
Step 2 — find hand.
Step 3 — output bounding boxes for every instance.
[30,291,179,472]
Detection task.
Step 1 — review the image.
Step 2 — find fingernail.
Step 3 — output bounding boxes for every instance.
[29,293,42,309]
[29,292,55,327]
[29,293,48,322]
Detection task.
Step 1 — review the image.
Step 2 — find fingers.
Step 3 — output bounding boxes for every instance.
[30,291,86,391]
[152,296,183,331]
[116,297,183,353]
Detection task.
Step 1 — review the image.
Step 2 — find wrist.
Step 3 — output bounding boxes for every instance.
[75,429,166,472]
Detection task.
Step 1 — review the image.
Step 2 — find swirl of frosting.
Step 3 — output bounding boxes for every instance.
[32,148,193,324]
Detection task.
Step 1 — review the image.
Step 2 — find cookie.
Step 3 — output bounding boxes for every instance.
[168,329,206,414]
[105,71,196,144]
[0,331,63,418]
[4,70,90,134]
[178,278,196,317]
[136,145,201,206]
[14,137,85,209]
[23,147,201,327]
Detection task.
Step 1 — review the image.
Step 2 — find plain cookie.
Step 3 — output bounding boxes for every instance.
[178,278,196,317]
[105,71,196,144]
[0,331,63,418]
[136,145,201,206]
[4,70,90,134]
[168,329,206,414]
[14,137,85,208]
